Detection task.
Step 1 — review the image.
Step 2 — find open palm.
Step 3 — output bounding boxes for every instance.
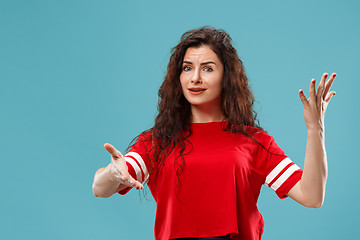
[299,72,336,131]
[104,143,144,190]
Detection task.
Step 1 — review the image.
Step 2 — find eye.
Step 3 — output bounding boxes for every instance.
[204,67,213,72]
[183,66,191,71]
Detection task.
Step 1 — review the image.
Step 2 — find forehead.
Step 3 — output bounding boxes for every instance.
[183,45,221,62]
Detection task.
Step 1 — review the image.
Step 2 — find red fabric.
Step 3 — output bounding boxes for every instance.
[118,122,302,240]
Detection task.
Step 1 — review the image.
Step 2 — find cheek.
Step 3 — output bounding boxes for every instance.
[211,76,223,92]
[180,75,187,90]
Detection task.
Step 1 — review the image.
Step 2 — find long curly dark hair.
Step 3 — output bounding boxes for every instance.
[131,26,264,195]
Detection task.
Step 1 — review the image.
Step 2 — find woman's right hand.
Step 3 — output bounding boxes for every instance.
[104,143,144,190]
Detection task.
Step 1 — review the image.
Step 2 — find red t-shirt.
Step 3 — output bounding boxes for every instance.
[119,122,303,240]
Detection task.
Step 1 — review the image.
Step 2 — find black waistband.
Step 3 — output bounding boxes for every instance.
[173,234,231,240]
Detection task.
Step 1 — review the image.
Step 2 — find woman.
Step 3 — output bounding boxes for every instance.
[92,26,336,240]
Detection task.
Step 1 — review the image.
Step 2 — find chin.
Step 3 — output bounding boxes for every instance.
[185,99,207,106]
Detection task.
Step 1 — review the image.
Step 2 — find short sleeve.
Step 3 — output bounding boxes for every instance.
[264,136,303,199]
[118,132,151,195]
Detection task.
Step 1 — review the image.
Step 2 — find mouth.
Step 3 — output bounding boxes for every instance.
[189,88,206,92]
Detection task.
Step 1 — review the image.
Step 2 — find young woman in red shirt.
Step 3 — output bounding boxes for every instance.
[92,26,336,240]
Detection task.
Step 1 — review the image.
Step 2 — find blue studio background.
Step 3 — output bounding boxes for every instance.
[1,0,358,239]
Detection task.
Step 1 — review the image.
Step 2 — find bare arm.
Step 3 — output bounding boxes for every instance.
[92,143,144,198]
[287,72,336,208]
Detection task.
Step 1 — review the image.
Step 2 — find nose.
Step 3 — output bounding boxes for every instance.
[191,68,202,84]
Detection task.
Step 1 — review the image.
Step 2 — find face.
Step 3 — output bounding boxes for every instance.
[180,45,224,109]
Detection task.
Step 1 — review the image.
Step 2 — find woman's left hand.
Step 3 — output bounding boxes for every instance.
[288,72,336,207]
[299,72,336,131]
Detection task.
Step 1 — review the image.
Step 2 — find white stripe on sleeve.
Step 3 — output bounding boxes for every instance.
[125,152,149,183]
[265,157,292,185]
[124,156,143,182]
[270,164,300,191]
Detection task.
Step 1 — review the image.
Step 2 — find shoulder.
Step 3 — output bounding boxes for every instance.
[138,129,152,140]
[244,126,274,146]
[131,128,153,143]
[128,129,153,150]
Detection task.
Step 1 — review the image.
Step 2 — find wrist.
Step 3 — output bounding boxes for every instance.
[307,122,324,132]
[307,127,325,141]
[307,127,323,133]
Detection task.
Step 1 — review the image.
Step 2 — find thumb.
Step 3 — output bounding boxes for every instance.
[104,143,124,159]
[299,89,309,107]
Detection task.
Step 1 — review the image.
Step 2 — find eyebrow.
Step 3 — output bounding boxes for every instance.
[182,61,217,66]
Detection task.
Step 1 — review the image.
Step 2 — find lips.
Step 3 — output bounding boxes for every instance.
[189,88,206,92]
[188,88,206,95]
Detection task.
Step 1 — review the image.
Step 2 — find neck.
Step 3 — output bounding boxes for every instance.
[190,104,225,123]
